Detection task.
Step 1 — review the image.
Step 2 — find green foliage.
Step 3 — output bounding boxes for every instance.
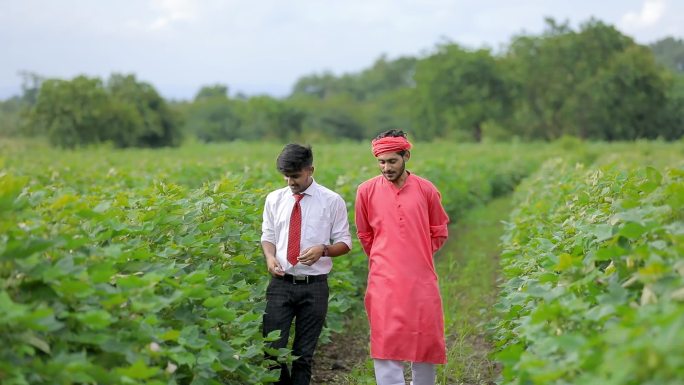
[0,155,279,384]
[183,90,306,143]
[0,97,24,137]
[1,139,567,384]
[107,74,183,148]
[194,84,229,101]
[494,147,684,384]
[294,95,365,141]
[27,74,182,149]
[238,97,304,141]
[414,43,511,141]
[650,37,684,73]
[185,97,242,142]
[31,76,112,147]
[569,45,677,140]
[10,18,684,144]
[505,19,632,139]
[0,72,44,138]
[290,55,417,102]
[283,18,684,142]
[3,140,683,383]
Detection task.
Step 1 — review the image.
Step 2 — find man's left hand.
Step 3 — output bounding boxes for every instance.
[297,245,325,266]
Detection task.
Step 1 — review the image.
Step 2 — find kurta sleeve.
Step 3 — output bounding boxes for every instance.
[428,186,449,253]
[355,185,374,256]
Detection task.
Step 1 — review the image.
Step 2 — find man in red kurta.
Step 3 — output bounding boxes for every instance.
[355,129,449,385]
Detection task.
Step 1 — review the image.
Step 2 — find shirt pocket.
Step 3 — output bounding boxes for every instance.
[305,217,330,244]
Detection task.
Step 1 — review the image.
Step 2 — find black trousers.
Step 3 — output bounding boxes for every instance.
[263,276,329,385]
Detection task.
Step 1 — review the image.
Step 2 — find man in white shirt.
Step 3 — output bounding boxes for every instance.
[261,143,352,385]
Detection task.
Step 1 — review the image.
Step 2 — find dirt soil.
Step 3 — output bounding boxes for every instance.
[311,319,370,384]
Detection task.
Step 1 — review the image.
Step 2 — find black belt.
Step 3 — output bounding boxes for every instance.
[274,274,327,284]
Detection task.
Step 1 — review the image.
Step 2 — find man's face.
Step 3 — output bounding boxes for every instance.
[282,167,313,194]
[376,152,407,182]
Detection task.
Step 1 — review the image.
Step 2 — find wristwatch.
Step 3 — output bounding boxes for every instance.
[322,244,329,257]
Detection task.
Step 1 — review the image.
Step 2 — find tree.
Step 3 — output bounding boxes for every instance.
[360,87,417,140]
[569,46,676,140]
[0,97,24,137]
[650,37,684,73]
[28,74,182,148]
[290,72,345,100]
[238,96,304,141]
[18,71,43,106]
[290,55,417,103]
[194,84,229,101]
[7,72,45,137]
[292,94,365,141]
[413,43,511,141]
[106,74,182,147]
[185,96,242,142]
[31,76,111,148]
[503,18,644,140]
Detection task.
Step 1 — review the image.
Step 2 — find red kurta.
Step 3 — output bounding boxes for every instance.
[355,173,449,364]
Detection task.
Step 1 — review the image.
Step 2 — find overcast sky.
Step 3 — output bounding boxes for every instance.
[1,0,682,100]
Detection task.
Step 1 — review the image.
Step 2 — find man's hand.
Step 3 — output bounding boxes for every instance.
[298,245,325,266]
[266,255,284,276]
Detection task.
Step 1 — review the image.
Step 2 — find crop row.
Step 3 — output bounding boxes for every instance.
[494,153,684,385]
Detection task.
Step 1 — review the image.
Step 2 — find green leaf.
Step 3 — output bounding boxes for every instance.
[93,200,111,213]
[202,296,228,308]
[594,245,626,261]
[587,224,614,243]
[0,173,28,212]
[89,263,117,283]
[0,291,28,321]
[55,280,94,298]
[116,275,145,289]
[21,332,51,354]
[197,349,219,366]
[179,326,206,350]
[554,253,574,271]
[160,329,181,342]
[184,270,208,284]
[116,359,159,380]
[1,238,53,260]
[207,307,237,323]
[76,310,113,329]
[619,222,647,239]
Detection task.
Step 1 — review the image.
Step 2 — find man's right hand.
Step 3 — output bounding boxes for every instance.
[266,256,285,277]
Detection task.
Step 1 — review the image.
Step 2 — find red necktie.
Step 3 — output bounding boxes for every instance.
[287,193,305,266]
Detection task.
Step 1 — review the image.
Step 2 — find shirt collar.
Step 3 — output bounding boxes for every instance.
[299,178,319,197]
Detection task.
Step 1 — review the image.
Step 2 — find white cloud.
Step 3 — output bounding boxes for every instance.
[621,0,665,28]
[148,0,198,30]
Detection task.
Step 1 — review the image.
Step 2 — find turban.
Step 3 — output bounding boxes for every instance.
[371,136,412,157]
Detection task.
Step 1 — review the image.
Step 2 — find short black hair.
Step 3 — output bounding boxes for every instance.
[374,129,407,140]
[276,143,313,173]
[374,129,409,157]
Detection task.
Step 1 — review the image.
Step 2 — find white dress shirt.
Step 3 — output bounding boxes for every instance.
[261,179,352,275]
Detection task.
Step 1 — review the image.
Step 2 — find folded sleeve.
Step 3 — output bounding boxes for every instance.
[330,196,352,249]
[260,194,276,244]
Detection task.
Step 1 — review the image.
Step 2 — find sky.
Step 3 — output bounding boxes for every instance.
[1,0,682,100]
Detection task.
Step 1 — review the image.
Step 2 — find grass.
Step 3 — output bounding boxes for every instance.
[437,196,513,384]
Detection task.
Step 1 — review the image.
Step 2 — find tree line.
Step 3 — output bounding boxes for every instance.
[1,18,683,148]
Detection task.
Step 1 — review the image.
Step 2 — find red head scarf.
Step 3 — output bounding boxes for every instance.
[371,136,412,157]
